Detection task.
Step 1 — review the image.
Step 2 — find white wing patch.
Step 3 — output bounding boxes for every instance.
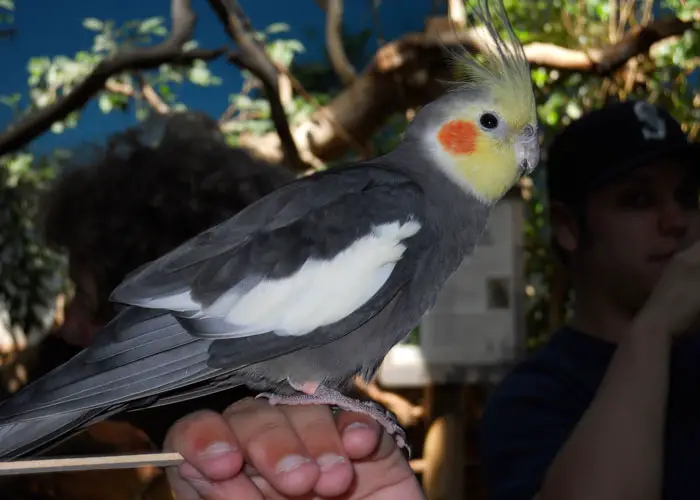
[120,219,421,337]
[219,219,421,336]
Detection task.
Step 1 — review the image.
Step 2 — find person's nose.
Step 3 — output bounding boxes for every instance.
[659,200,689,238]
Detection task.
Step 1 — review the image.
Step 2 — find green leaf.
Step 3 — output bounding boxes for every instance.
[188,64,211,85]
[266,22,290,34]
[98,93,113,113]
[138,16,164,34]
[50,121,65,134]
[182,40,199,51]
[187,60,220,86]
[0,93,20,108]
[83,17,104,31]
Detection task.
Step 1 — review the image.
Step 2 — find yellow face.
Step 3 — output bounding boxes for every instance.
[434,89,539,203]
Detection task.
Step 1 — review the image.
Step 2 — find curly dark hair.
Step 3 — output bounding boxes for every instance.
[39,111,295,322]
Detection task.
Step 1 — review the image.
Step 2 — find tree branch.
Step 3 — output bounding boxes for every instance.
[137,76,170,114]
[105,77,170,114]
[227,15,695,167]
[325,0,357,86]
[0,0,225,157]
[208,0,308,173]
[447,0,466,28]
[595,16,693,73]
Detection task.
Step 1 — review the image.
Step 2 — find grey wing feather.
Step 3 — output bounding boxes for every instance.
[0,408,115,459]
[0,308,220,423]
[109,164,431,341]
[109,164,382,309]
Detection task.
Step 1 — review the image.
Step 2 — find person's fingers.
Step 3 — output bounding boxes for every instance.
[173,476,267,500]
[334,410,384,460]
[279,404,354,497]
[164,410,243,480]
[224,398,320,496]
[351,423,417,499]
[164,410,259,499]
[336,415,416,500]
[164,471,201,500]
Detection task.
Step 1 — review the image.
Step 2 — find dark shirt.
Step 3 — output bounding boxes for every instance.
[479,327,700,500]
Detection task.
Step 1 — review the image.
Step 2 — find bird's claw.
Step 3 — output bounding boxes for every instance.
[257,389,411,458]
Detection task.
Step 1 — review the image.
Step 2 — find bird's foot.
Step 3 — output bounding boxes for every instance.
[256,383,410,457]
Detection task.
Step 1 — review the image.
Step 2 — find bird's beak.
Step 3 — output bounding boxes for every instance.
[515,136,540,176]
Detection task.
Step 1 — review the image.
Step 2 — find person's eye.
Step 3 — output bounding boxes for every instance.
[618,190,654,209]
[676,187,699,210]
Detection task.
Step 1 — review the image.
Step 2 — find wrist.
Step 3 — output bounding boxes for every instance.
[632,302,673,338]
[628,311,674,351]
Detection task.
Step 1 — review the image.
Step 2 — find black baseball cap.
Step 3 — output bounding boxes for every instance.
[547,100,700,206]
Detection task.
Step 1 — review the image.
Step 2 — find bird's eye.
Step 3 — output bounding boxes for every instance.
[479,112,499,130]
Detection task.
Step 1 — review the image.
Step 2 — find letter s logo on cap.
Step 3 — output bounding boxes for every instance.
[633,101,666,141]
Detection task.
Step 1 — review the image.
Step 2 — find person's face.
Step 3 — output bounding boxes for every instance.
[52,260,104,347]
[555,159,700,312]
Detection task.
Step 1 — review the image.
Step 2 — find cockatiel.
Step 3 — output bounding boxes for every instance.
[0,0,538,460]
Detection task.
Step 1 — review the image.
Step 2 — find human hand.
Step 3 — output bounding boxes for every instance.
[163,398,424,499]
[639,239,700,337]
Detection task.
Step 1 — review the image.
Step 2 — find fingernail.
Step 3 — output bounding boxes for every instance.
[344,422,370,433]
[316,453,346,471]
[199,441,237,459]
[275,454,311,473]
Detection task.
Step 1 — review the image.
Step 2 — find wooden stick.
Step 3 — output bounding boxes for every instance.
[0,452,184,475]
[0,451,429,478]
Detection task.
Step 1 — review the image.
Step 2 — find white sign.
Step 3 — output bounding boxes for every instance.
[377,195,526,387]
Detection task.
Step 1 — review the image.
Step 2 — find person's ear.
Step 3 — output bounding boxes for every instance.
[550,201,580,253]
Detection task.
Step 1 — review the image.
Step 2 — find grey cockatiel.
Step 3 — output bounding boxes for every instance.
[0,0,539,460]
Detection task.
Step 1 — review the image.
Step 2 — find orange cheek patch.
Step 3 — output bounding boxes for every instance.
[436,119,477,155]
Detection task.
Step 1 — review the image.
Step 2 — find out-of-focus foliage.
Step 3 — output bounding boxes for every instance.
[220,22,313,136]
[0,11,310,339]
[21,15,223,133]
[0,0,697,349]
[0,0,12,26]
[0,148,64,343]
[505,0,700,348]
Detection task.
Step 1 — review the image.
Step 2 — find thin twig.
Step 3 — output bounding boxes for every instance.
[104,77,170,114]
[325,0,357,85]
[208,0,308,172]
[269,60,369,157]
[372,0,385,47]
[137,75,170,114]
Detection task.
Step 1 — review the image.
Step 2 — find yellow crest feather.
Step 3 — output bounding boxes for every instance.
[441,0,533,101]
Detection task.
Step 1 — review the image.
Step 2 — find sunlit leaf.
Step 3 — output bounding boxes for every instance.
[83,17,104,31]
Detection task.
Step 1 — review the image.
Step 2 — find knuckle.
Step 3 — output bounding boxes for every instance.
[242,419,294,455]
[294,412,335,436]
[222,396,267,418]
[222,400,293,446]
